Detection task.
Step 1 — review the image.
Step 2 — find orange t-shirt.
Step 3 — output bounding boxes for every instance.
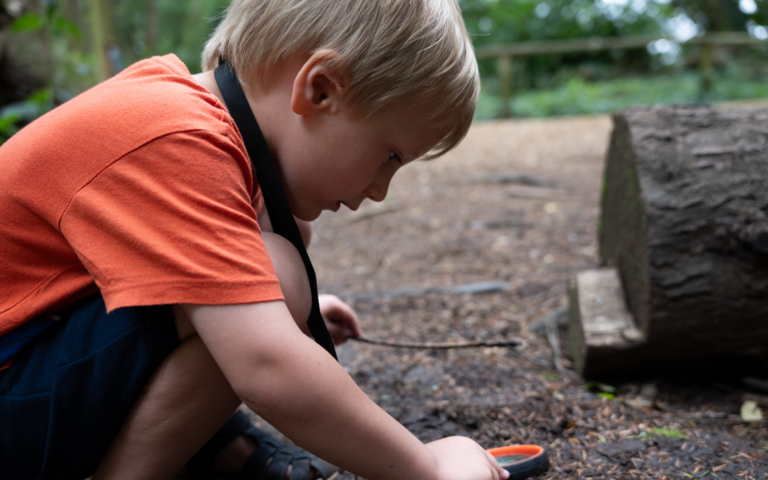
[0,54,284,340]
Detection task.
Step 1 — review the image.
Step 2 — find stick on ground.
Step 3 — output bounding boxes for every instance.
[351,336,524,349]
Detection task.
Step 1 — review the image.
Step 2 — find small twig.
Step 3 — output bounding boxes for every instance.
[350,336,524,349]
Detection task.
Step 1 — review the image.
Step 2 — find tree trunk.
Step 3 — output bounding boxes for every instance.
[88,0,117,81]
[145,0,158,56]
[598,105,768,375]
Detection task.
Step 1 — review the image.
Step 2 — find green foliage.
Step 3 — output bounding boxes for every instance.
[475,71,768,120]
[461,0,675,89]
[50,14,82,41]
[584,381,620,400]
[4,0,768,142]
[585,381,616,394]
[11,8,81,40]
[0,111,21,141]
[460,0,668,47]
[12,13,45,32]
[0,2,89,145]
[463,0,768,119]
[0,88,54,143]
[671,0,757,32]
[111,0,230,73]
[637,427,689,439]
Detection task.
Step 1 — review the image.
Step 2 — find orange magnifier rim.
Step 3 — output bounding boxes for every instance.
[487,445,549,479]
[487,444,545,461]
[486,445,549,480]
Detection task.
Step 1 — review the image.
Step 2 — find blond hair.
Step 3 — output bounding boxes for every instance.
[202,0,479,158]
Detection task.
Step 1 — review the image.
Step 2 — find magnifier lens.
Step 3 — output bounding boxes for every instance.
[494,454,533,466]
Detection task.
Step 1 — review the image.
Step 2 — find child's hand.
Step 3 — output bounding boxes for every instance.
[318,294,362,345]
[427,436,510,480]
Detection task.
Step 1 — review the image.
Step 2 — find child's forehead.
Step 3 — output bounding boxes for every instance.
[385,113,446,159]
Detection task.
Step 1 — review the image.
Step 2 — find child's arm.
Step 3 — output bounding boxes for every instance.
[256,206,361,344]
[183,301,507,480]
[255,204,312,248]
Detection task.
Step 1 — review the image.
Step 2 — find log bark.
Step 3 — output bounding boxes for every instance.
[598,105,768,375]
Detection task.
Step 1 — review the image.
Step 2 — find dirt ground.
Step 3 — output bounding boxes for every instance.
[251,113,768,479]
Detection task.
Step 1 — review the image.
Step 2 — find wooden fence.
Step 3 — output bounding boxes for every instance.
[474,32,768,117]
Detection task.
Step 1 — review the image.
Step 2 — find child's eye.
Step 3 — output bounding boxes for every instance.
[388,151,403,165]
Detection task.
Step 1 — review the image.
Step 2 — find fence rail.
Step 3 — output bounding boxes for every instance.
[475,32,767,117]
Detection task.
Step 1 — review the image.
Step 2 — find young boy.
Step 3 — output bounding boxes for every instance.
[0,1,509,479]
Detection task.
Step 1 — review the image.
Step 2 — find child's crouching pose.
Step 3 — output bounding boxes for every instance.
[0,1,508,479]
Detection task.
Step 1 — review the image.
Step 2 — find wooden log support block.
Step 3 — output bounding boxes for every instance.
[571,105,768,378]
[568,268,645,378]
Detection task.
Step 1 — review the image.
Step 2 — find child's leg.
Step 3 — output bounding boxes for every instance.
[91,333,240,479]
[93,232,313,479]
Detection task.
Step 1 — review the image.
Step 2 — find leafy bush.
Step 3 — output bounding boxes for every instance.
[475,72,768,120]
[0,89,54,144]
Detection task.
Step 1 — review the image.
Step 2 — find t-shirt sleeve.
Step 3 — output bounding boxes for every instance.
[59,129,284,311]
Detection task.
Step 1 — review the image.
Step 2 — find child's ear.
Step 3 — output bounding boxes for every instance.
[291,50,347,117]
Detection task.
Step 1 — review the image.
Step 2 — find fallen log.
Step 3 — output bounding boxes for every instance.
[571,105,768,378]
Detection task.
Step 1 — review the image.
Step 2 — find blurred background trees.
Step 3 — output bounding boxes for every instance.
[461,0,768,117]
[1,0,767,142]
[0,0,228,141]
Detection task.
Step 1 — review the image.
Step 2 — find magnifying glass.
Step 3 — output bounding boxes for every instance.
[487,445,549,480]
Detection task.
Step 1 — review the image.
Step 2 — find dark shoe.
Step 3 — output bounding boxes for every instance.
[186,411,339,480]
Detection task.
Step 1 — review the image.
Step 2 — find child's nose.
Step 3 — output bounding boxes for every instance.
[364,171,394,203]
[365,179,389,202]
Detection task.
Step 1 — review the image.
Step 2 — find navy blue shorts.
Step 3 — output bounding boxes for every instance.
[0,293,179,480]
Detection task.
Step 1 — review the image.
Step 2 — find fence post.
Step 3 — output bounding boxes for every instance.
[497,55,513,118]
[699,42,713,99]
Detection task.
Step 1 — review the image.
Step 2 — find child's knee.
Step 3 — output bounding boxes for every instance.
[261,232,312,333]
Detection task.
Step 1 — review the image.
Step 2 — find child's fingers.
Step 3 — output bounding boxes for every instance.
[324,317,356,345]
[318,294,362,345]
[337,300,362,337]
[484,451,509,480]
[318,295,362,337]
[339,306,362,337]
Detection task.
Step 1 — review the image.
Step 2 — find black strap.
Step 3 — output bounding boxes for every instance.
[214,61,337,360]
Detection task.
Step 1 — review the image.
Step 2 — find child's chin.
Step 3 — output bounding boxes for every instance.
[297,208,322,222]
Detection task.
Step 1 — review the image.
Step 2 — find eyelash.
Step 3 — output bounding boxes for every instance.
[388,151,403,165]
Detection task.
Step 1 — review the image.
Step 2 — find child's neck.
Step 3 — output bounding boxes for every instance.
[192,61,303,169]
